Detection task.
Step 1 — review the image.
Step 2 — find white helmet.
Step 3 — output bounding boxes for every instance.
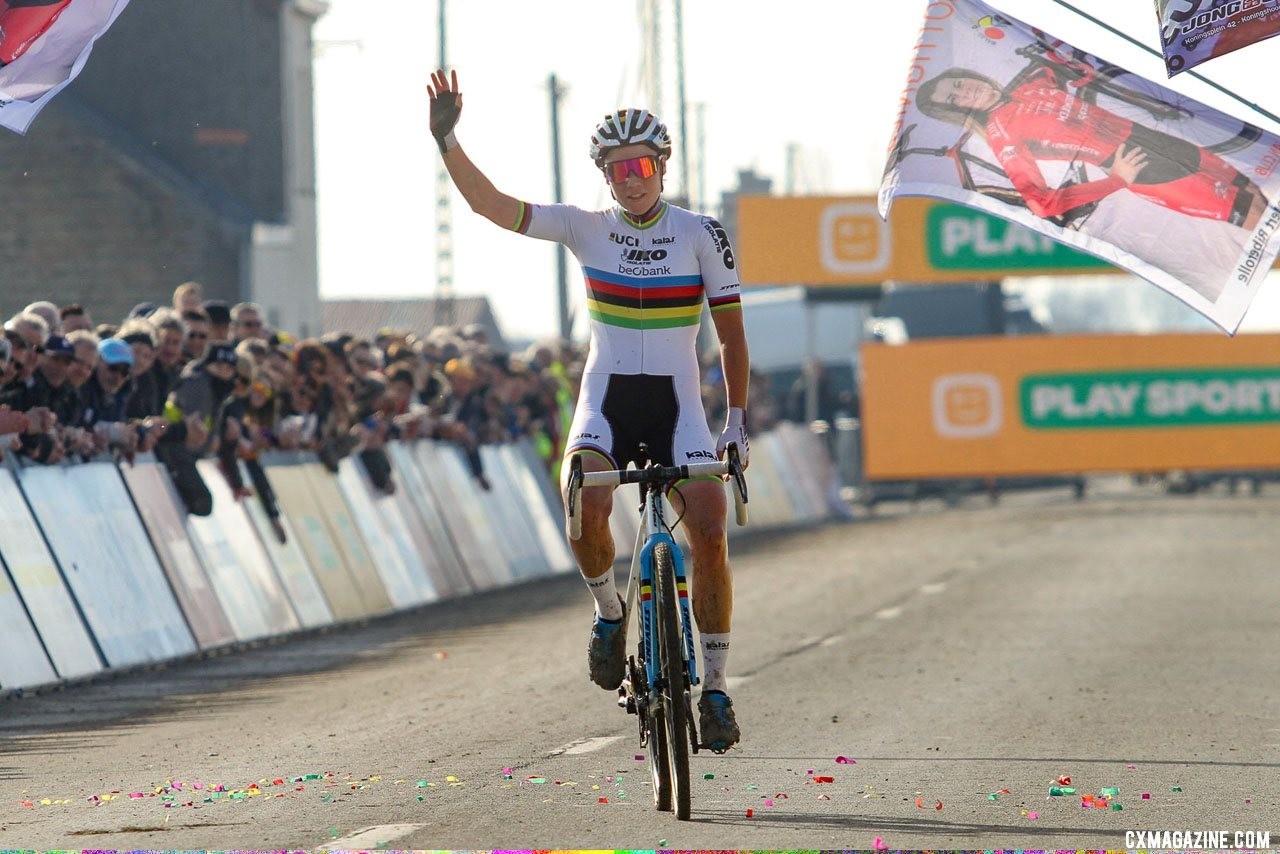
[589,108,672,165]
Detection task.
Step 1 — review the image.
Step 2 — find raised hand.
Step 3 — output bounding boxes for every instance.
[427,68,462,153]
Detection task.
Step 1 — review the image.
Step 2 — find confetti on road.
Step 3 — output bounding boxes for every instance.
[835,755,856,764]
[872,835,888,850]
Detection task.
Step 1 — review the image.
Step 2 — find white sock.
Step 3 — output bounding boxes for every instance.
[583,569,623,621]
[700,633,731,693]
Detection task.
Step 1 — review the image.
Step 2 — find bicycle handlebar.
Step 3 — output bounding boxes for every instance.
[566,444,748,540]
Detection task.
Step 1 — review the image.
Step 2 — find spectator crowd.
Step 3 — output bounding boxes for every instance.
[1,281,784,537]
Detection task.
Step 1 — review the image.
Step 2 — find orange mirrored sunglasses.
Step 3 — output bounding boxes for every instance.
[603,154,659,183]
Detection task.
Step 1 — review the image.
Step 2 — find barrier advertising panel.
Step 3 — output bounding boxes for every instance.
[861,333,1280,478]
[497,443,574,574]
[19,464,195,667]
[187,460,300,641]
[119,460,235,649]
[410,443,500,590]
[0,469,101,680]
[264,460,370,622]
[384,442,469,598]
[0,546,57,689]
[478,446,549,579]
[238,477,335,629]
[301,463,392,615]
[335,457,436,608]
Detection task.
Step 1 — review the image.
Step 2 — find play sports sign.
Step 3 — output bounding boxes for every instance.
[860,332,1280,479]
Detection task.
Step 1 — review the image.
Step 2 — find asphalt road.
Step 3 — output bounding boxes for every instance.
[2,479,1278,850]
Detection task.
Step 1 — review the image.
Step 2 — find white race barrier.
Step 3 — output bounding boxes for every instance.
[2,424,843,693]
[186,460,301,641]
[498,443,574,574]
[336,456,437,608]
[412,442,506,590]
[0,563,56,689]
[478,445,549,580]
[385,442,470,597]
[773,422,833,523]
[20,464,195,668]
[264,459,372,622]
[238,473,335,629]
[0,469,102,682]
[301,462,393,616]
[119,460,237,649]
[743,432,799,528]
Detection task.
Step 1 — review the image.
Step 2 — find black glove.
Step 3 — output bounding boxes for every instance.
[429,69,462,154]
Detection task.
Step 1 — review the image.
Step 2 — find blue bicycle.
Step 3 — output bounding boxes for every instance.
[566,443,748,820]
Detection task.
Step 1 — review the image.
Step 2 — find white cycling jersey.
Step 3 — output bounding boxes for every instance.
[512,200,741,377]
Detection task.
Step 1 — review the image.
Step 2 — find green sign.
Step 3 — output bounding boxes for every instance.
[1021,369,1280,429]
[927,204,1110,271]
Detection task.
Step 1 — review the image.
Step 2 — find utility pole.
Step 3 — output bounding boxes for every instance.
[549,73,571,341]
[674,0,689,202]
[434,0,454,324]
[694,102,705,214]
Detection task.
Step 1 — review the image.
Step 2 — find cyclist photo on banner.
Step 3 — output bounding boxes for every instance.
[427,69,750,753]
[879,0,1280,333]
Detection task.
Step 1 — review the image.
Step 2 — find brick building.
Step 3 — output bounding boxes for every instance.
[0,0,326,336]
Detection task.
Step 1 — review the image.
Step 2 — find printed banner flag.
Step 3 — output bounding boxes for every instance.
[879,0,1280,334]
[0,0,130,134]
[1158,0,1280,76]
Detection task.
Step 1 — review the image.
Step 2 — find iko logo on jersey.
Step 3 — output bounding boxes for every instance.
[620,248,669,263]
[702,218,736,270]
[685,449,715,460]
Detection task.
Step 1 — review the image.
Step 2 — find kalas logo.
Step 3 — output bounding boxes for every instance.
[974,14,1010,42]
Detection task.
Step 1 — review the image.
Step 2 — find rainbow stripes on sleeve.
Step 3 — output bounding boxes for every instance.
[511,201,532,234]
[709,293,742,313]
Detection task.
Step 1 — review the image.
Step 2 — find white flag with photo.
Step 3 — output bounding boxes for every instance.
[0,0,131,135]
[880,0,1280,333]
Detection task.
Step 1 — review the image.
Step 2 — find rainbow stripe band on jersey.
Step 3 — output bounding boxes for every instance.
[512,200,533,234]
[621,201,668,230]
[709,293,742,313]
[584,265,705,330]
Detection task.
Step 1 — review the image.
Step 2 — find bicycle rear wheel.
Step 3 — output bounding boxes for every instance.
[653,541,691,820]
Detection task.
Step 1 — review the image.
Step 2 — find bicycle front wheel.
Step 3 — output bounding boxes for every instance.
[653,541,691,820]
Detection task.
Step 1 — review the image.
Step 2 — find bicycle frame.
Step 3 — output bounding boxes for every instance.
[628,481,698,694]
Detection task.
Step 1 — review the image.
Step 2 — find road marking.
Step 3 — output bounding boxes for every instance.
[820,635,845,647]
[319,824,423,851]
[552,735,626,756]
[875,606,903,620]
[920,583,947,595]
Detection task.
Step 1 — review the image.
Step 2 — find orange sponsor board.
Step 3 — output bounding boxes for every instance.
[736,195,1110,286]
[860,333,1280,479]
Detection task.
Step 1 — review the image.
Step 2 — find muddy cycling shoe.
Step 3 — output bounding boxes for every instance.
[698,690,740,753]
[587,600,626,690]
